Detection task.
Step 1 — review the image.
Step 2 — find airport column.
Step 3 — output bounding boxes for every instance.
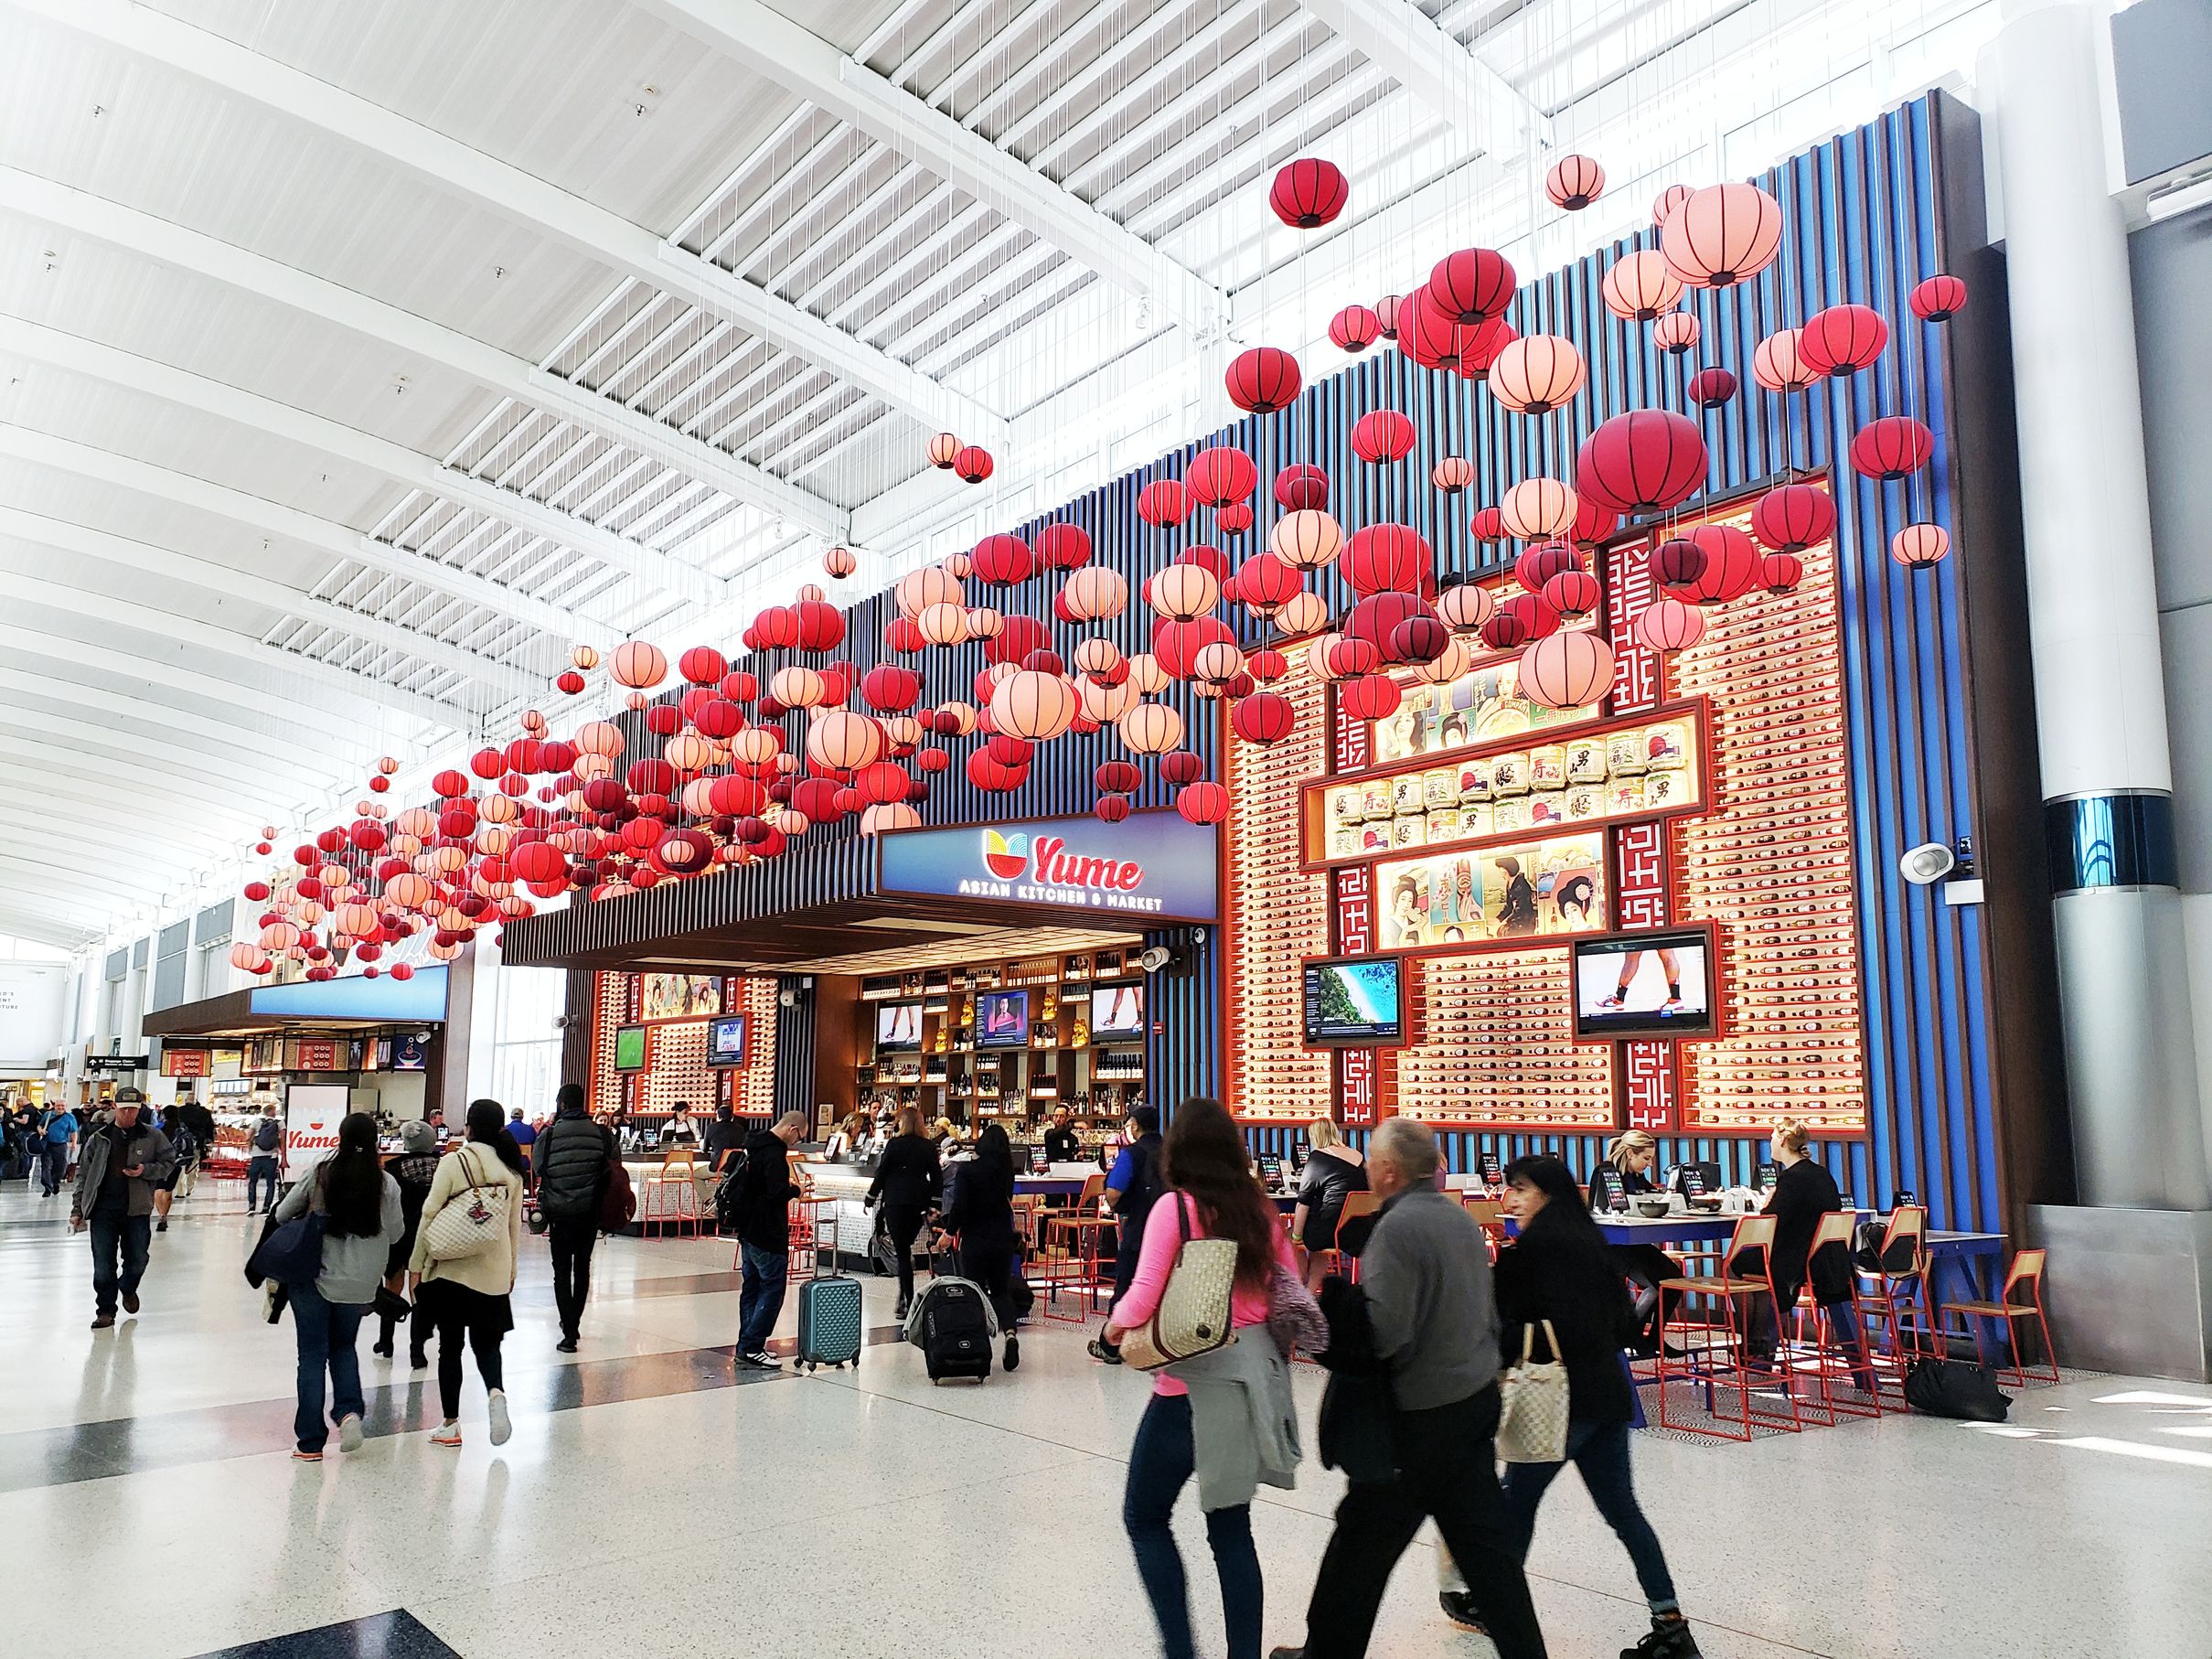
[1988,0,2212,1376]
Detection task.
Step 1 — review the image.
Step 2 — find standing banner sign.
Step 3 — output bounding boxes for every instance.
[283,1083,350,1179]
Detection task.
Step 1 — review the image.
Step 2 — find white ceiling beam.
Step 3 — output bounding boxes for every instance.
[0,623,402,755]
[0,314,718,609]
[0,807,250,866]
[0,166,848,544]
[638,0,1227,336]
[0,853,179,904]
[0,762,259,844]
[0,725,301,801]
[0,907,103,947]
[0,424,584,641]
[0,839,211,894]
[0,567,465,732]
[1301,0,1551,161]
[16,0,1005,448]
[0,506,539,700]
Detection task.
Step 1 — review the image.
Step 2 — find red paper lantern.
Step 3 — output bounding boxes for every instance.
[1544,153,1605,210]
[1490,335,1587,414]
[1851,416,1935,480]
[1480,608,1531,652]
[1275,464,1330,511]
[1469,506,1506,542]
[1225,348,1300,413]
[952,445,994,483]
[1671,525,1761,605]
[926,433,961,468]
[1633,596,1706,653]
[1910,273,1968,322]
[1391,614,1450,664]
[556,669,586,694]
[1095,795,1131,823]
[1234,551,1303,610]
[1514,541,1580,595]
[1543,570,1603,617]
[1138,479,1191,527]
[968,532,1031,585]
[1338,672,1402,722]
[1576,411,1707,513]
[1571,497,1619,547]
[1395,286,1471,371]
[1797,304,1889,377]
[1186,447,1257,507]
[1431,455,1475,494]
[1373,294,1402,339]
[1660,183,1784,287]
[1330,305,1381,353]
[1496,592,1560,642]
[1454,316,1517,381]
[1758,551,1805,594]
[1033,522,1092,571]
[1176,781,1229,825]
[1685,367,1738,408]
[1751,328,1819,394]
[1351,410,1416,464]
[1428,247,1516,325]
[1216,503,1255,535]
[1231,690,1296,744]
[1892,523,1951,569]
[1159,749,1205,787]
[679,646,726,686]
[431,769,468,798]
[1519,630,1617,710]
[1652,312,1701,354]
[1152,615,1237,679]
[1750,483,1836,551]
[1342,523,1429,594]
[1652,536,1705,587]
[1270,158,1349,228]
[1600,250,1683,322]
[822,544,857,579]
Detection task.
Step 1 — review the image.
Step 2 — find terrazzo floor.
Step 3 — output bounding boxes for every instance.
[4,1173,2207,1659]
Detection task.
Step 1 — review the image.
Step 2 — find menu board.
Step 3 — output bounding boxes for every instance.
[1371,652,1600,765]
[1308,705,1705,870]
[1371,832,1606,950]
[161,1048,210,1078]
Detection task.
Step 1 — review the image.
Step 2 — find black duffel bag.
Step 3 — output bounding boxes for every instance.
[1903,1357,2012,1422]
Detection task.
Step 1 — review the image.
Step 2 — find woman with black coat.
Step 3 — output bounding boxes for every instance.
[865,1107,943,1320]
[1747,1121,1869,1385]
[1491,1154,1699,1659]
[935,1122,1021,1371]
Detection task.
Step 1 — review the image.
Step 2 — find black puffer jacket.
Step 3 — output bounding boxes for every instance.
[535,1110,612,1221]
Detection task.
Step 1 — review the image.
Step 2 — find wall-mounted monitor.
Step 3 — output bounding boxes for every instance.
[707,1015,746,1067]
[975,990,1031,1049]
[612,1024,649,1072]
[1571,926,1719,1039]
[876,1003,924,1051]
[1090,983,1144,1038]
[1300,955,1406,1047]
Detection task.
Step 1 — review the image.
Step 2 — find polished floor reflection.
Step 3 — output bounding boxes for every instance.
[5,1174,2208,1659]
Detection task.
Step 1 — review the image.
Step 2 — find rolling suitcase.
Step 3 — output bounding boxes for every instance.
[911,1277,994,1384]
[796,1259,864,1372]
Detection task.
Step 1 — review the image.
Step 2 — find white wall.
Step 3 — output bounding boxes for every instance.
[0,961,69,1072]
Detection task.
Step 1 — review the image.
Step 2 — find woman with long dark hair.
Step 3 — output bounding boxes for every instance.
[937,1119,1020,1369]
[867,1105,942,1322]
[1490,1154,1698,1658]
[1106,1097,1299,1659]
[266,1111,401,1461]
[409,1098,526,1448]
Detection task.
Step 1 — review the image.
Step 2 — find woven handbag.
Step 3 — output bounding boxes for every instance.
[1118,1193,1239,1372]
[1495,1319,1571,1463]
[419,1147,509,1264]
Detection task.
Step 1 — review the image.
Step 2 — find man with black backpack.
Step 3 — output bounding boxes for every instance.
[1088,1106,1165,1365]
[731,1112,809,1369]
[246,1107,285,1214]
[534,1083,614,1354]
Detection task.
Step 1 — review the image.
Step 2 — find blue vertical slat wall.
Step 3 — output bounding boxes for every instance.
[1145,926,1222,1118]
[506,95,2002,1232]
[771,973,816,1119]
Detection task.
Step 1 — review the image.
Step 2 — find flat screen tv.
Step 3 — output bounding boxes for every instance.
[1300,955,1406,1047]
[1571,928,1718,1038]
[876,1003,924,1051]
[975,990,1031,1048]
[1090,983,1144,1038]
[706,1015,746,1067]
[612,1024,649,1072]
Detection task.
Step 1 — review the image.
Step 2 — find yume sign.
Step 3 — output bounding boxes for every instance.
[879,809,1219,923]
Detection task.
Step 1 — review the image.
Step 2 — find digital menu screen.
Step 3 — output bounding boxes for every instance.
[975,990,1031,1049]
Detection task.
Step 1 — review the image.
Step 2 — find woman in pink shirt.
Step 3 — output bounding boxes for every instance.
[1106,1097,1298,1659]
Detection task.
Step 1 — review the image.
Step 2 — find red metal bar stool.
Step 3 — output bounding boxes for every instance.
[1654,1214,1801,1440]
[1940,1247,2061,1386]
[785,1195,839,1280]
[640,1149,700,1240]
[1306,1192,1384,1289]
[1786,1213,1883,1424]
[1460,1195,1507,1260]
[1852,1204,1932,1400]
[1038,1172,1113,1322]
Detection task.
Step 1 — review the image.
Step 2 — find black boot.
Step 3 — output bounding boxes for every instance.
[1624,1614,1701,1658]
[1439,1591,1489,1634]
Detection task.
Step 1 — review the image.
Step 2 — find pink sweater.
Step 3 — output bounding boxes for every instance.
[1114,1190,1296,1397]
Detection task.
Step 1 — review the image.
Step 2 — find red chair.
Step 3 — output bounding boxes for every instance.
[1940,1248,2060,1386]
[1038,1172,1114,1321]
[1655,1214,1801,1440]
[785,1195,839,1280]
[1787,1212,1882,1422]
[1852,1204,1931,1397]
[640,1148,700,1240]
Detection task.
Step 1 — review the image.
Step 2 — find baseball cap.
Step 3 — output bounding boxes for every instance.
[114,1087,146,1105]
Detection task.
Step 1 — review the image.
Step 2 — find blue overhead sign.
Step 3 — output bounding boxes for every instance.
[877,809,1219,923]
[249,965,450,1022]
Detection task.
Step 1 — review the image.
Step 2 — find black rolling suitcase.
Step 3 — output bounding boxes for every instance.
[911,1276,994,1384]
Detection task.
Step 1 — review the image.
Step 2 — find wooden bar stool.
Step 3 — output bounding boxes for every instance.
[1655,1214,1800,1440]
[1039,1172,1113,1321]
[1788,1212,1882,1423]
[640,1148,699,1240]
[1940,1248,2060,1386]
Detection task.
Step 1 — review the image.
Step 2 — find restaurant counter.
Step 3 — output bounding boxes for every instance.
[792,1157,1104,1262]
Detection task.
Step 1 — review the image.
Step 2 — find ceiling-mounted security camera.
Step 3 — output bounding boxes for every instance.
[778,989,798,1008]
[1138,945,1175,974]
[1899,842,1957,886]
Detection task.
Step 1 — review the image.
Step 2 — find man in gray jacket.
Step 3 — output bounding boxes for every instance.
[1270,1117,1548,1659]
[69,1087,175,1330]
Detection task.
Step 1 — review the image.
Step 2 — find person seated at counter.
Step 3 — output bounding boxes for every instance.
[823,1111,872,1162]
[1290,1115,1369,1290]
[702,1103,745,1172]
[929,1116,960,1151]
[1042,1108,1083,1164]
[1602,1129,1681,1355]
[658,1104,700,1152]
[1744,1119,1872,1388]
[864,1107,942,1321]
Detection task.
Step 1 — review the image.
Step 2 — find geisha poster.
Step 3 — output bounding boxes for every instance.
[640,973,721,1022]
[1373,833,1606,950]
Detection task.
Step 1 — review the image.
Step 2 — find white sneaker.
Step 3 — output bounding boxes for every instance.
[486,1389,511,1446]
[743,1351,783,1371]
[431,1422,462,1448]
[337,1414,364,1453]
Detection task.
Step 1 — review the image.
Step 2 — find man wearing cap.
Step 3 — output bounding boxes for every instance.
[69,1088,175,1330]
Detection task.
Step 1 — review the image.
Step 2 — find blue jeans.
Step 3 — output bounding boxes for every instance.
[1122,1391,1262,1659]
[1502,1419,1677,1613]
[738,1242,787,1354]
[291,1281,367,1453]
[88,1207,151,1315]
[247,1155,281,1212]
